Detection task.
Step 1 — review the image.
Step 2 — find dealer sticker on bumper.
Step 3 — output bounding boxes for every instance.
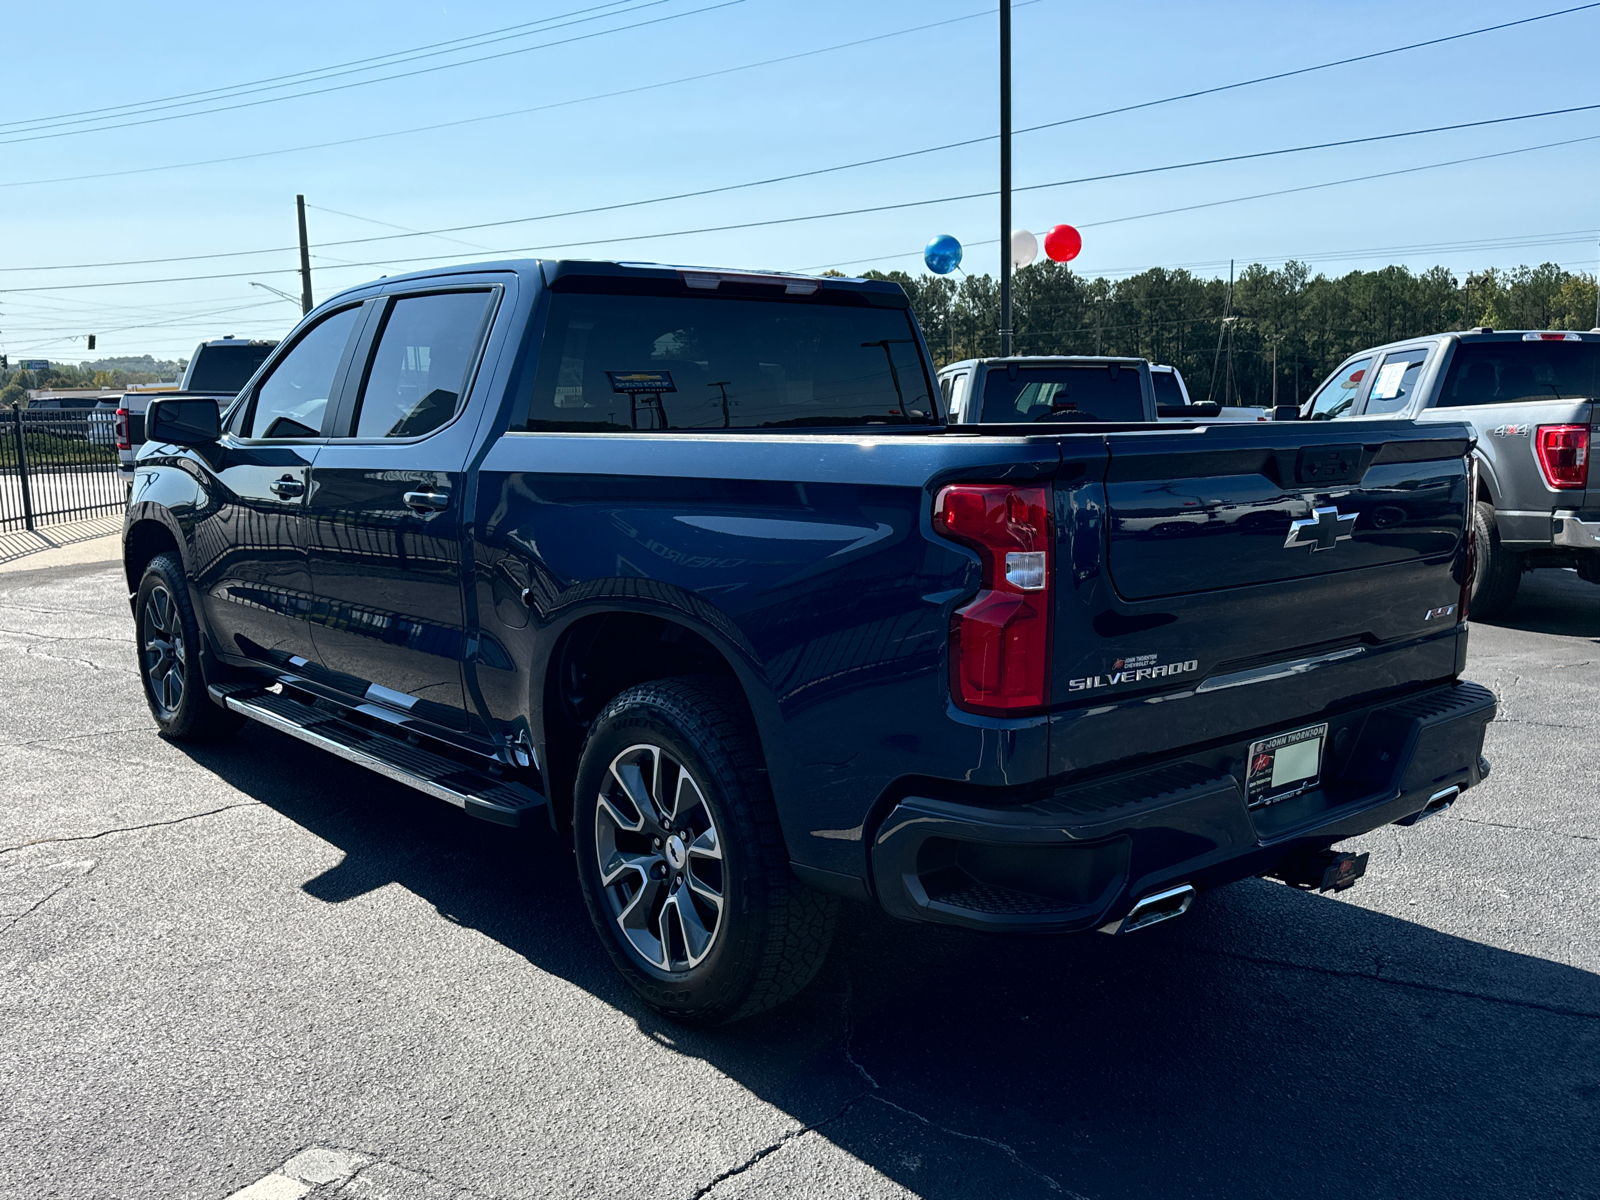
[1246,722,1328,809]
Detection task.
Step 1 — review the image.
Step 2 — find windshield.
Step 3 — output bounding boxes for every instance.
[980,364,1145,423]
[518,291,936,431]
[185,344,275,394]
[1437,341,1600,405]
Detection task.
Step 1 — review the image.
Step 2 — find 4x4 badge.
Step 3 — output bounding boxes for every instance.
[1284,506,1357,552]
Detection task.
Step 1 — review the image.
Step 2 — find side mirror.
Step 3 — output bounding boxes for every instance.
[146,396,221,446]
[1272,405,1301,421]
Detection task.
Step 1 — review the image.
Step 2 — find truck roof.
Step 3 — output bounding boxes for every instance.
[939,355,1148,374]
[321,258,907,308]
[1350,328,1600,357]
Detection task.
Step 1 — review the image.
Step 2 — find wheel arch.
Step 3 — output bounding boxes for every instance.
[536,603,780,833]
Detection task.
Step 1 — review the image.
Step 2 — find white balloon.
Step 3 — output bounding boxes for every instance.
[1010,228,1039,269]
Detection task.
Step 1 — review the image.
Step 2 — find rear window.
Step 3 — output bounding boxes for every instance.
[1151,371,1184,407]
[185,344,275,394]
[1437,341,1600,406]
[516,292,936,431]
[980,364,1145,423]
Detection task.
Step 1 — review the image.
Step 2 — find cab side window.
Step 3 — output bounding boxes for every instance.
[244,306,361,439]
[1306,356,1373,420]
[1363,348,1430,416]
[351,291,493,439]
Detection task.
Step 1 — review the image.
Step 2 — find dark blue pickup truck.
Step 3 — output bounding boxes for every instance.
[124,260,1494,1022]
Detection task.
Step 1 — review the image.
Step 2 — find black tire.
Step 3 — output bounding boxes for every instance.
[1469,501,1521,620]
[572,676,837,1024]
[134,553,243,741]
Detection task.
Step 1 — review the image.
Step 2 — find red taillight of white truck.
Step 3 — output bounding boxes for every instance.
[1535,424,1588,489]
[115,408,131,451]
[934,483,1053,716]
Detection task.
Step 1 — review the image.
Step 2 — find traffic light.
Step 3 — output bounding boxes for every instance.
[0,355,7,370]
[87,335,96,350]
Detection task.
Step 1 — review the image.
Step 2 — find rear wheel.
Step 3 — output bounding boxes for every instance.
[1469,501,1521,619]
[135,553,243,741]
[573,676,837,1024]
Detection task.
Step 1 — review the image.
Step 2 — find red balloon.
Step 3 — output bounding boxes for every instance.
[1044,224,1082,263]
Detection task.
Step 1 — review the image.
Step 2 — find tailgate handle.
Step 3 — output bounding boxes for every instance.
[1296,444,1363,485]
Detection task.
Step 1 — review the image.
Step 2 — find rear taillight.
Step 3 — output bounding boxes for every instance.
[1535,424,1588,489]
[115,408,130,451]
[935,483,1052,715]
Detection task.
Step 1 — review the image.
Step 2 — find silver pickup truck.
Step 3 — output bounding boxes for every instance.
[1301,328,1600,616]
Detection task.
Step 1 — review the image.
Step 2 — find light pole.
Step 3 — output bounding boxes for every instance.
[999,0,1013,356]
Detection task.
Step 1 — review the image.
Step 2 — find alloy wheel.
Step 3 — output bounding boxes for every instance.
[140,584,186,717]
[594,742,725,973]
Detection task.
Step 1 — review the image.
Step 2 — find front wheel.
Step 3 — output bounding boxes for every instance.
[573,676,837,1024]
[134,553,243,741]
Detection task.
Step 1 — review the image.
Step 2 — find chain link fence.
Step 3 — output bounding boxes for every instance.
[1,405,126,534]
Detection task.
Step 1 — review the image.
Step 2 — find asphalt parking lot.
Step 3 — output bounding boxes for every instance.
[2,550,1596,1200]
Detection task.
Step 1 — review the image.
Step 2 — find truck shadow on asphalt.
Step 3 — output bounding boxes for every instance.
[1476,567,1600,638]
[176,733,1600,1200]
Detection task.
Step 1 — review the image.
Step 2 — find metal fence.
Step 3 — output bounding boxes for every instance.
[0,405,126,533]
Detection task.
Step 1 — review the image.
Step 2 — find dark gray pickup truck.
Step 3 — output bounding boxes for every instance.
[1303,328,1600,616]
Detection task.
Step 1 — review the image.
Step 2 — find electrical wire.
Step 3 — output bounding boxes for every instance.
[0,0,745,147]
[0,2,1041,193]
[811,133,1600,272]
[9,91,1599,284]
[0,0,645,134]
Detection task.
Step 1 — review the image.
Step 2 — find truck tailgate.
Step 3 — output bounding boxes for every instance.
[1049,420,1473,779]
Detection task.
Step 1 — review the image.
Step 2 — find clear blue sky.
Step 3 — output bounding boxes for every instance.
[3,0,1598,364]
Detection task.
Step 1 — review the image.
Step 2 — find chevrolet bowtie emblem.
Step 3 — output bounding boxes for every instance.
[1284,505,1357,552]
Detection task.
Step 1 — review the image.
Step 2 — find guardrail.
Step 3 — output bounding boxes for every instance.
[1,405,125,533]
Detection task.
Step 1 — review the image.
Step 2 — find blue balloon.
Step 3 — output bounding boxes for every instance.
[924,234,962,275]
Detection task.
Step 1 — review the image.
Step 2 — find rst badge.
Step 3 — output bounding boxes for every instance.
[1424,604,1457,621]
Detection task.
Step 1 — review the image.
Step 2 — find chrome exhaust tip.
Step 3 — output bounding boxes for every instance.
[1396,785,1460,827]
[1098,883,1196,935]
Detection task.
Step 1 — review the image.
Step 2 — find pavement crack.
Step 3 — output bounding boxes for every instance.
[0,862,96,936]
[826,964,1074,1197]
[0,803,256,857]
[1444,814,1599,842]
[1207,948,1600,1021]
[684,1096,867,1200]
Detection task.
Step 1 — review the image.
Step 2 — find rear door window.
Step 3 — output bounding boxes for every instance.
[351,291,494,439]
[1306,356,1372,420]
[1362,347,1430,416]
[980,364,1145,423]
[1436,341,1600,406]
[244,306,361,439]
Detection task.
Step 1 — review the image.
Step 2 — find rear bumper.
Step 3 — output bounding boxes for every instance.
[1551,510,1600,550]
[870,680,1495,933]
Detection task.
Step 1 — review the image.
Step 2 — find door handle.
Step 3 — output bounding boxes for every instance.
[403,491,450,513]
[269,476,305,498]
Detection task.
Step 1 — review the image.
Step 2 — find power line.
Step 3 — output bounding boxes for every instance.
[12,90,1600,284]
[0,0,745,147]
[812,132,1600,272]
[0,0,645,134]
[8,96,1600,294]
[0,2,1038,192]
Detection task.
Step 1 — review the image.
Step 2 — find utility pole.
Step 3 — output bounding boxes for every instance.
[1269,334,1282,407]
[998,0,1013,357]
[1206,259,1234,404]
[296,195,314,315]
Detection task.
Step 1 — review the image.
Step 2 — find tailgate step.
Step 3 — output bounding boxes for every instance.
[209,684,545,827]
